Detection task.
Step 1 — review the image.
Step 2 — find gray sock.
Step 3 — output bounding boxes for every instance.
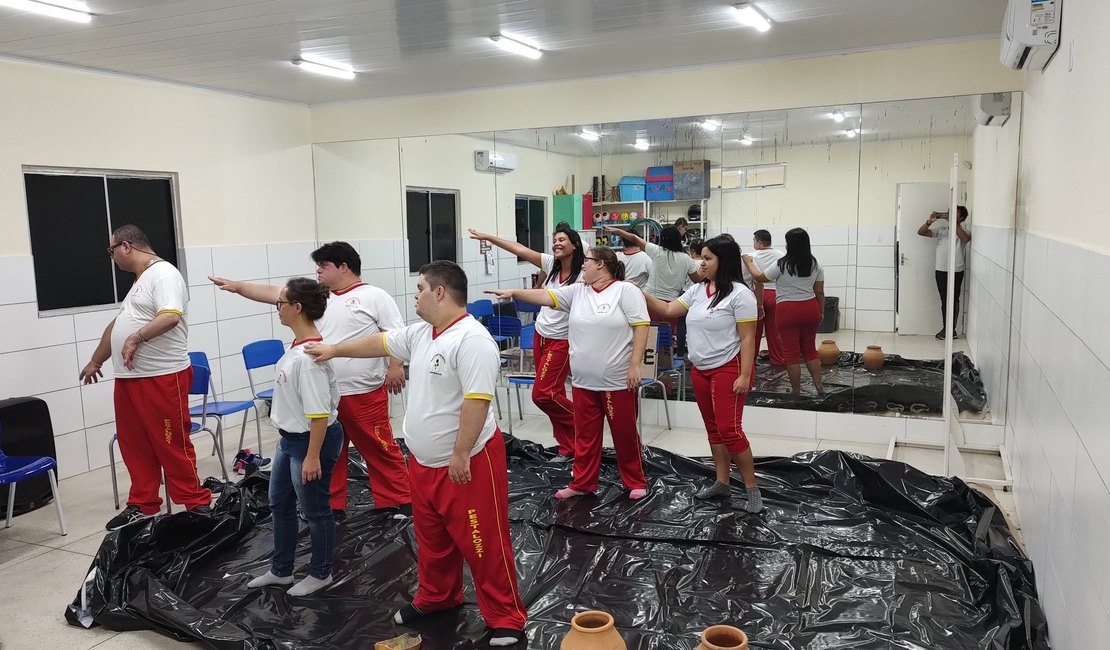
[287,574,333,597]
[247,571,294,588]
[695,481,731,499]
[745,487,764,513]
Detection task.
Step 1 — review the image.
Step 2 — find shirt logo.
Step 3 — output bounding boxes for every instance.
[345,297,360,310]
[595,302,612,314]
[276,370,287,383]
[429,354,446,376]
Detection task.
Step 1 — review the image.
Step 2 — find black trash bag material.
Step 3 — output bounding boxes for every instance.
[66,437,1048,649]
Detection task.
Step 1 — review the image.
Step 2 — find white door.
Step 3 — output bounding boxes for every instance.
[895,183,965,335]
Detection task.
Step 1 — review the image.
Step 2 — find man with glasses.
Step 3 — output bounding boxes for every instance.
[80,225,212,530]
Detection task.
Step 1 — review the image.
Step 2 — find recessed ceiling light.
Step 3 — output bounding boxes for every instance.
[633,139,650,151]
[832,109,845,123]
[845,128,858,138]
[732,3,772,32]
[739,135,754,146]
[293,54,356,79]
[700,119,720,132]
[490,32,543,59]
[0,0,92,23]
[578,129,600,142]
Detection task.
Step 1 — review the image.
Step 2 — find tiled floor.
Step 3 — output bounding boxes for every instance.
[0,408,1018,649]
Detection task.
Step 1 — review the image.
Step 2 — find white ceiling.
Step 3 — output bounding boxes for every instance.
[0,0,1008,105]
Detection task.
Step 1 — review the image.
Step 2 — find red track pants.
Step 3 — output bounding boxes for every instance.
[568,387,647,493]
[775,298,822,365]
[114,367,210,513]
[531,332,575,457]
[408,433,527,631]
[690,356,752,455]
[330,386,411,511]
[755,288,785,365]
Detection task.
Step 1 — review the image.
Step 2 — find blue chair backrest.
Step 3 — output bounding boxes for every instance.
[488,316,522,338]
[656,324,672,348]
[520,324,535,350]
[514,299,541,314]
[468,299,494,319]
[188,351,216,399]
[243,339,284,370]
[189,363,211,396]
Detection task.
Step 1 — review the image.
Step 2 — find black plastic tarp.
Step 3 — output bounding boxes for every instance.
[67,437,1047,649]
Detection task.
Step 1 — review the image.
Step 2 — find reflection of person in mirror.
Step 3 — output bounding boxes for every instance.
[747,230,786,366]
[743,228,826,395]
[209,242,411,520]
[614,232,653,288]
[485,246,651,503]
[467,222,583,461]
[676,239,707,356]
[305,262,526,647]
[641,236,764,513]
[917,206,971,340]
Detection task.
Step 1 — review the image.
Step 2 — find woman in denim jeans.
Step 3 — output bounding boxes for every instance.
[247,278,343,597]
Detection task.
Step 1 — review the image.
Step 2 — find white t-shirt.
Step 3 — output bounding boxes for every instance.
[747,248,785,289]
[111,261,190,378]
[535,253,580,340]
[384,315,499,468]
[620,250,652,288]
[765,259,824,302]
[677,282,758,370]
[318,283,405,396]
[929,220,967,272]
[644,242,699,301]
[269,342,340,433]
[548,281,650,391]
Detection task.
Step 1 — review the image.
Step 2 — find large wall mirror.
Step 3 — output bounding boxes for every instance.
[310,91,1020,447]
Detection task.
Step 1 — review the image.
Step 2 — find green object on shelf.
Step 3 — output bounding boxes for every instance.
[552,194,593,230]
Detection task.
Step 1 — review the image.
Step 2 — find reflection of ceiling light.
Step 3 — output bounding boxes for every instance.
[578,129,600,142]
[832,109,845,123]
[845,128,857,138]
[732,3,772,32]
[293,54,356,79]
[0,0,93,23]
[739,135,754,146]
[633,139,650,151]
[490,32,543,59]
[700,119,720,131]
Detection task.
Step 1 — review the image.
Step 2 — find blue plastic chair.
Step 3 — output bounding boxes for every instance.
[504,324,536,432]
[467,299,494,322]
[487,315,522,348]
[638,324,674,430]
[109,360,227,510]
[243,339,284,402]
[513,299,541,324]
[188,351,263,460]
[1,421,67,535]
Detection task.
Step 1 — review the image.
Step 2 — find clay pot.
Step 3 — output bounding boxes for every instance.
[862,345,885,372]
[560,610,627,650]
[818,339,840,365]
[696,625,749,650]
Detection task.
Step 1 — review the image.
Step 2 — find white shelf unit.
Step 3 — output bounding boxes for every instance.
[592,198,708,250]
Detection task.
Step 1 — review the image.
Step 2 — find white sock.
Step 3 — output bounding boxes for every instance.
[247,571,294,588]
[490,628,523,646]
[287,574,333,597]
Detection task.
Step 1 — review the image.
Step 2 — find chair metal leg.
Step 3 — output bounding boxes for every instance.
[494,388,503,420]
[109,436,120,510]
[660,385,671,430]
[47,469,67,536]
[504,385,513,433]
[163,473,172,514]
[5,482,15,529]
[515,385,524,421]
[207,429,229,481]
[253,405,263,451]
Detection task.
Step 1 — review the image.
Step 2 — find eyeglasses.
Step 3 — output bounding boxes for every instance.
[584,256,598,262]
[106,241,127,256]
[275,299,296,310]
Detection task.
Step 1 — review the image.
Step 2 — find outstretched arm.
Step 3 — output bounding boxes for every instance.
[603,225,647,249]
[742,255,771,284]
[642,291,688,319]
[484,287,557,307]
[467,228,543,268]
[305,332,389,362]
[209,276,282,304]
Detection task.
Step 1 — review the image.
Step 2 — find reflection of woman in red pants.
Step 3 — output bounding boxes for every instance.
[644,236,763,513]
[744,228,825,395]
[468,223,583,460]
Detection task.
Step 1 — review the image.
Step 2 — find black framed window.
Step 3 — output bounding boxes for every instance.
[514,195,546,262]
[23,171,179,312]
[406,188,458,273]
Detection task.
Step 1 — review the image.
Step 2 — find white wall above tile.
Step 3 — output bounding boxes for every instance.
[210,244,269,281]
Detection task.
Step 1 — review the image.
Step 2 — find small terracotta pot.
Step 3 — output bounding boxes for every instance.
[818,340,840,365]
[696,625,749,650]
[560,610,627,650]
[862,345,885,372]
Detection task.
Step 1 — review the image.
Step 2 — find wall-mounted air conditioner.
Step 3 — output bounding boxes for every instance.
[974,93,1012,127]
[474,150,517,174]
[1000,0,1060,71]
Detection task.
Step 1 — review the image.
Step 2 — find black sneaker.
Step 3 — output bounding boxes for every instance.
[105,505,154,531]
[332,509,347,523]
[190,505,213,515]
[935,329,946,340]
[385,503,413,518]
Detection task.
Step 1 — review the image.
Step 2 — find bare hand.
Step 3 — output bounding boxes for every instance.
[483,288,515,301]
[448,452,471,484]
[121,334,141,371]
[385,363,406,394]
[467,228,489,241]
[626,367,641,391]
[758,306,766,320]
[301,454,322,484]
[304,342,336,362]
[79,361,103,384]
[603,226,622,233]
[733,375,751,395]
[208,275,240,293]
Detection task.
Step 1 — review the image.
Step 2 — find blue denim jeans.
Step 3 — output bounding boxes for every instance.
[269,421,343,579]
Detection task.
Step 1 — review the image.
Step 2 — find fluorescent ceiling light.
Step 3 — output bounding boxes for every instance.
[292,54,356,79]
[0,0,92,23]
[732,3,772,32]
[633,139,650,151]
[490,32,542,59]
[699,119,720,132]
[845,128,858,138]
[739,135,754,146]
[578,129,600,142]
[831,109,845,123]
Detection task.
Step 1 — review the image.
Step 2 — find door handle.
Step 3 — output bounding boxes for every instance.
[900,253,907,266]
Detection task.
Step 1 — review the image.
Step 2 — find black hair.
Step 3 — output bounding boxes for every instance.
[111,224,152,249]
[284,277,329,320]
[675,217,689,228]
[701,236,744,308]
[590,246,626,281]
[311,241,362,276]
[778,227,816,278]
[956,205,969,221]
[753,229,772,246]
[658,226,683,252]
[547,222,584,286]
[688,239,705,256]
[420,260,468,306]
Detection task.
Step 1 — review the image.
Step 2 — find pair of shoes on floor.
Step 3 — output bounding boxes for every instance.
[233,449,271,475]
[105,503,213,530]
[247,570,333,596]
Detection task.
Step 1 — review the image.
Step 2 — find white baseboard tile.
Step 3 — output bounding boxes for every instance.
[816,412,907,444]
[905,416,946,445]
[960,420,1005,446]
[743,406,818,439]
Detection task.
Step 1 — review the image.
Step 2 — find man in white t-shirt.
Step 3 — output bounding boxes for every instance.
[80,225,212,531]
[619,240,652,288]
[918,206,972,339]
[305,261,526,648]
[210,242,411,519]
[749,230,786,365]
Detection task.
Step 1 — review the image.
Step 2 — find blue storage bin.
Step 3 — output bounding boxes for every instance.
[618,175,645,201]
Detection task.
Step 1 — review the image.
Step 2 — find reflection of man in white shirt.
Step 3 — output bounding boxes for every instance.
[747,230,786,365]
[918,205,972,339]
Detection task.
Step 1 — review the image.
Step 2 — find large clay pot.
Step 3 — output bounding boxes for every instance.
[818,340,840,365]
[696,625,749,650]
[560,610,627,650]
[862,345,886,372]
